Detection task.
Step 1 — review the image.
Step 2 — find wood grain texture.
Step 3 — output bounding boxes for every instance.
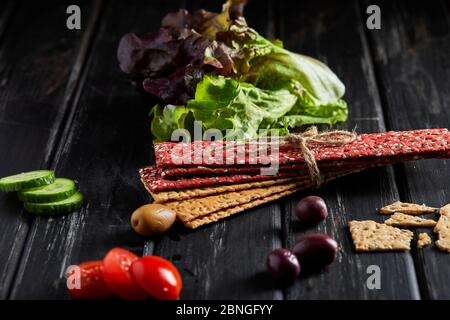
[9,0,183,300]
[367,0,450,299]
[3,0,449,300]
[0,0,17,43]
[152,0,283,300]
[0,0,100,299]
[278,0,420,299]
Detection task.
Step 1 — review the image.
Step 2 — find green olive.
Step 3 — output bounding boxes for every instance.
[131,204,176,236]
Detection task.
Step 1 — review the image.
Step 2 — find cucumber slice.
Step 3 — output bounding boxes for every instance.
[18,178,76,203]
[24,192,84,216]
[0,170,55,192]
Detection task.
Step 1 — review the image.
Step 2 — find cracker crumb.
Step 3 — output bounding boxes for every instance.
[417,233,432,249]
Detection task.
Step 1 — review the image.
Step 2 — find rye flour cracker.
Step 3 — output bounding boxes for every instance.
[384,213,436,227]
[348,220,413,252]
[379,201,437,215]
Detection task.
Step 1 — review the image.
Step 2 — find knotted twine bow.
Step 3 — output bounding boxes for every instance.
[283,126,357,188]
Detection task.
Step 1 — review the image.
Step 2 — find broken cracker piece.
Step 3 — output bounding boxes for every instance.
[434,211,450,253]
[379,201,437,215]
[417,233,432,249]
[434,205,450,252]
[440,203,450,217]
[434,214,448,233]
[436,236,450,253]
[384,213,436,227]
[348,220,413,252]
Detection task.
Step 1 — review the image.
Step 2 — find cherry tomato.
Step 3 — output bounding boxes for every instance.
[102,248,148,300]
[67,260,115,300]
[130,256,182,300]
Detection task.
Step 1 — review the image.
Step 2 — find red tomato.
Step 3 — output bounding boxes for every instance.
[130,256,182,300]
[102,248,148,300]
[67,260,115,300]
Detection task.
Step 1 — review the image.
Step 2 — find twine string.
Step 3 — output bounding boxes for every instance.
[283,126,357,187]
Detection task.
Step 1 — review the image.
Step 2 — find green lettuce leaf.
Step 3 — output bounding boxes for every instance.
[217,18,347,116]
[280,99,348,128]
[150,104,191,142]
[188,75,297,139]
[243,51,346,113]
[150,75,297,141]
[143,2,349,142]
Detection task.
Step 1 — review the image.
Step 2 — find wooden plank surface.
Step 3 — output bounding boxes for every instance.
[367,0,450,299]
[9,0,184,300]
[152,0,284,300]
[0,0,17,42]
[0,0,100,299]
[279,0,420,299]
[2,0,449,300]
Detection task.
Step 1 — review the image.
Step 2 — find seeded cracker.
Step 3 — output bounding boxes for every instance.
[433,204,450,233]
[164,170,357,225]
[440,203,450,217]
[173,171,359,229]
[141,162,374,193]
[384,213,437,227]
[348,220,413,252]
[155,129,450,168]
[159,153,447,179]
[150,167,359,203]
[150,178,296,203]
[167,181,304,223]
[379,201,437,215]
[417,233,432,249]
[434,204,450,252]
[185,187,303,229]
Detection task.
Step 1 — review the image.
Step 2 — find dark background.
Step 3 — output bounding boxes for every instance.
[0,0,449,299]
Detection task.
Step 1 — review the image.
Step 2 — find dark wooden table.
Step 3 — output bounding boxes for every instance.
[1,0,449,300]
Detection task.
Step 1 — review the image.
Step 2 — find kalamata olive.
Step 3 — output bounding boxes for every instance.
[295,196,328,224]
[266,248,301,284]
[131,204,176,236]
[292,234,338,270]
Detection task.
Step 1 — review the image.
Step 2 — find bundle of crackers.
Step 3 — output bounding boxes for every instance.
[140,128,450,229]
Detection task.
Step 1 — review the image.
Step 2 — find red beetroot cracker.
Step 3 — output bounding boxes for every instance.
[140,166,299,192]
[141,159,392,192]
[141,152,447,192]
[159,163,307,179]
[154,129,450,168]
[158,152,448,179]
